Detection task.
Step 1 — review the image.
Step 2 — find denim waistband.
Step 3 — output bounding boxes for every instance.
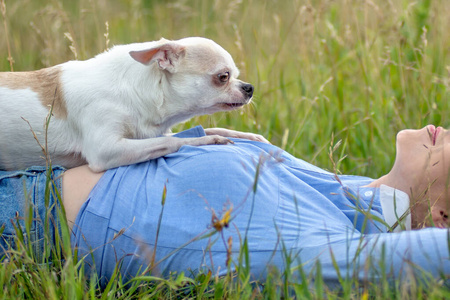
[0,165,65,261]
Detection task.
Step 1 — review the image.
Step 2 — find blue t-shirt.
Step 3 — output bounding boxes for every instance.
[71,126,450,286]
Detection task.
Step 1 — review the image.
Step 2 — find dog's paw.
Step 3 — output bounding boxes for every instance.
[204,128,270,144]
[204,135,234,145]
[240,133,270,144]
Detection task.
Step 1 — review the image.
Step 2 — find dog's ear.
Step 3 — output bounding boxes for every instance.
[129,43,186,73]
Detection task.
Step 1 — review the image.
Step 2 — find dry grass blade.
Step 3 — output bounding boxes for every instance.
[0,0,13,71]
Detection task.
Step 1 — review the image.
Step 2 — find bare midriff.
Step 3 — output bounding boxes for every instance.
[62,165,104,229]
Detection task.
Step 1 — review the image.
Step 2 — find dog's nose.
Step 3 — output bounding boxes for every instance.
[241,83,254,98]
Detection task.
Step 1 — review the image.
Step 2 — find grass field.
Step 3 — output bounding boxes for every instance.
[1,0,449,298]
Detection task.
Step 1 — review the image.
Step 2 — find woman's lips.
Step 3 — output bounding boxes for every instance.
[433,126,442,146]
[428,125,441,146]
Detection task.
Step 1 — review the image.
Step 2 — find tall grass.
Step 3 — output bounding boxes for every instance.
[1,0,449,298]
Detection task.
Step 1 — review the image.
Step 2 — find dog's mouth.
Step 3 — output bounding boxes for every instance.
[221,99,251,110]
[225,103,246,108]
[210,99,251,112]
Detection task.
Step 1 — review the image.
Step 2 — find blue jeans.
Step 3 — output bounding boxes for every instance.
[0,166,65,261]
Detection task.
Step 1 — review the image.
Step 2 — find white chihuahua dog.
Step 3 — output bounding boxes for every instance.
[0,37,268,172]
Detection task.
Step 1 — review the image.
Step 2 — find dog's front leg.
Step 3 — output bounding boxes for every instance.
[83,135,232,172]
[204,128,270,144]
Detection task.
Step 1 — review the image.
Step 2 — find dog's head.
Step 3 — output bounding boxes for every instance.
[129,37,253,115]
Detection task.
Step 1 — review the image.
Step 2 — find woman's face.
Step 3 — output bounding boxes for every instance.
[391,125,450,228]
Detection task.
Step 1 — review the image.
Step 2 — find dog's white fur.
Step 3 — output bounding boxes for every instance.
[0,37,267,172]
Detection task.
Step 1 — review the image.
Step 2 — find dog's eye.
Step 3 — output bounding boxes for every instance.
[218,72,230,83]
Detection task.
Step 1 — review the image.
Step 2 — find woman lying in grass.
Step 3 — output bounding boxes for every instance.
[1,125,449,287]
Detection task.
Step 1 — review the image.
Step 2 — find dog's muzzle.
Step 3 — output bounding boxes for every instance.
[241,83,254,99]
